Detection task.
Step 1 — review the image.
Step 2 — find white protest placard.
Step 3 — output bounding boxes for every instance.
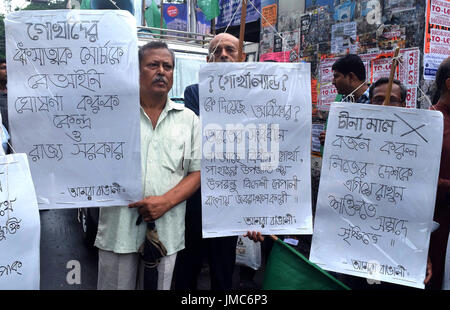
[199,62,313,237]
[5,10,142,209]
[0,154,40,290]
[310,103,443,289]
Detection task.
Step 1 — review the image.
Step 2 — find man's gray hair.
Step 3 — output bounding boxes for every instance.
[138,41,175,68]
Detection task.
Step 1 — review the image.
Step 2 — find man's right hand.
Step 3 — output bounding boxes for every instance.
[244,231,265,243]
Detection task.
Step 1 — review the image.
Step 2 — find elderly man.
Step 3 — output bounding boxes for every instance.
[174,33,245,290]
[429,57,450,289]
[95,41,201,290]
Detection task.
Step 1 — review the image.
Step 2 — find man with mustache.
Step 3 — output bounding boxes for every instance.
[95,41,201,290]
[174,33,246,290]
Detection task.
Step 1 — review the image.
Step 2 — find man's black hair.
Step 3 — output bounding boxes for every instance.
[0,58,6,64]
[332,54,366,81]
[369,77,407,103]
[138,41,175,68]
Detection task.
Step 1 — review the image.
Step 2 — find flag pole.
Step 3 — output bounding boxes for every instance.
[160,0,164,39]
[160,1,164,29]
[238,0,247,62]
[383,47,400,106]
[142,0,146,26]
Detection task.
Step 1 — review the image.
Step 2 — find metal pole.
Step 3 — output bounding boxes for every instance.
[238,0,247,62]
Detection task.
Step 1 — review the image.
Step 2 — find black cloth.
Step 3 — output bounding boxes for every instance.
[173,84,238,290]
[0,92,9,132]
[429,100,450,290]
[183,84,199,115]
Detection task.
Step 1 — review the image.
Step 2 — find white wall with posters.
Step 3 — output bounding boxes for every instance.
[0,154,40,290]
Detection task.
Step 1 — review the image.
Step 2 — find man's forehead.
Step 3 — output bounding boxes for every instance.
[143,48,172,59]
[210,34,238,48]
[374,83,401,96]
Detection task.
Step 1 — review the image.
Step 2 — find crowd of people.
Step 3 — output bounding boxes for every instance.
[1,31,449,290]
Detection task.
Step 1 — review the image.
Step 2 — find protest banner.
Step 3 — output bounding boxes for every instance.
[310,103,443,289]
[5,10,142,210]
[199,62,313,237]
[0,154,40,289]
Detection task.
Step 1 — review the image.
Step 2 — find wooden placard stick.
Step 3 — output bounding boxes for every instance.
[238,0,247,62]
[142,0,145,26]
[383,47,400,106]
[160,1,164,38]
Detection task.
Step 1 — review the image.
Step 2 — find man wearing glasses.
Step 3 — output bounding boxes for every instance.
[174,33,245,290]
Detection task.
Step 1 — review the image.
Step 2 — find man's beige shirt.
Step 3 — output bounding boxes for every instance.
[95,98,201,255]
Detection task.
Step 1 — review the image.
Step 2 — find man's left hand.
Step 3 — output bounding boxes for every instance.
[424,256,432,285]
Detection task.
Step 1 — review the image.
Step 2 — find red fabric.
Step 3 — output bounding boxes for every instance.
[429,99,450,289]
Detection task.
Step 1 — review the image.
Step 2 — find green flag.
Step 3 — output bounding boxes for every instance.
[197,0,220,20]
[262,238,351,290]
[145,0,167,34]
[80,0,91,9]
